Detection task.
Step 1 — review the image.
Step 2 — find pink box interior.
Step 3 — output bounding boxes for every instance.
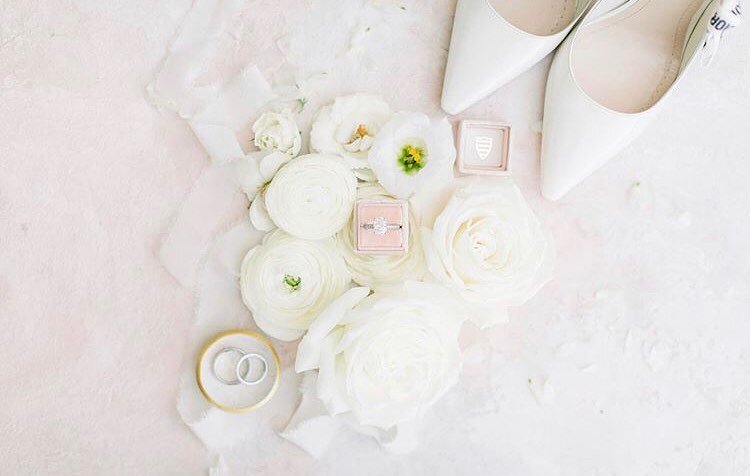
[457,120,511,176]
[355,200,408,253]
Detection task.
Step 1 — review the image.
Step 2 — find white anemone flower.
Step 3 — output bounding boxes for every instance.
[367,113,455,198]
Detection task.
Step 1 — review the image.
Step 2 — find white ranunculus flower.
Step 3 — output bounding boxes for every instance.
[422,179,553,327]
[240,229,351,341]
[368,113,456,198]
[335,182,425,288]
[309,93,393,176]
[252,111,302,156]
[265,154,357,240]
[295,283,467,451]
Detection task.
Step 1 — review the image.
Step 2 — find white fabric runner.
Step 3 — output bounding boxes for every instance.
[150,0,354,470]
[158,163,243,288]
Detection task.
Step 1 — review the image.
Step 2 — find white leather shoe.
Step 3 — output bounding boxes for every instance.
[540,0,742,200]
[442,0,595,115]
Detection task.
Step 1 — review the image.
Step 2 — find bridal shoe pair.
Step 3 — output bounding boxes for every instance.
[442,0,742,200]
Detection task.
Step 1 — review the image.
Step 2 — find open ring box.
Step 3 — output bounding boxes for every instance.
[457,120,512,176]
[354,199,409,255]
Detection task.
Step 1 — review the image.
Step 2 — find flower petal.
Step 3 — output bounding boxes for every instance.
[249,195,275,232]
[296,286,370,372]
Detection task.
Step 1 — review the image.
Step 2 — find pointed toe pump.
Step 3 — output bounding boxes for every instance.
[441,0,595,115]
[540,0,742,200]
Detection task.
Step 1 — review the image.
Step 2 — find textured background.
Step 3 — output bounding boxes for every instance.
[1,1,749,475]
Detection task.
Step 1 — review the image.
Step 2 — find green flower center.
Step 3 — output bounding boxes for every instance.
[397,144,426,175]
[283,274,301,292]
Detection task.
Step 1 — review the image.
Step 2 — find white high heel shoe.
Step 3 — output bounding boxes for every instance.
[540,0,742,200]
[441,0,596,115]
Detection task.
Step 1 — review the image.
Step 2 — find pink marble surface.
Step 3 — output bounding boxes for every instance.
[2,1,750,475]
[1,1,209,474]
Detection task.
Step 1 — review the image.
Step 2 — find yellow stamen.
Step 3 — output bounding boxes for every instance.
[406,146,422,163]
[349,124,369,144]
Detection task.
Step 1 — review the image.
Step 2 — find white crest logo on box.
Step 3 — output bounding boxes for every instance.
[475,136,493,161]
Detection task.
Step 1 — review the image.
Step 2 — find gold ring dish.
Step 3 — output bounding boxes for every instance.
[196,330,281,413]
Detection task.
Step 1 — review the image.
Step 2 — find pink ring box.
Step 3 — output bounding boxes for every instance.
[457,120,511,176]
[354,199,409,255]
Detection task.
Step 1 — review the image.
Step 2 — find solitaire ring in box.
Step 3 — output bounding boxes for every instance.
[355,199,408,254]
[457,120,511,176]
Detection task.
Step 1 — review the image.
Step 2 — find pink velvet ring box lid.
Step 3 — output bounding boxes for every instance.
[457,120,511,176]
[354,199,409,254]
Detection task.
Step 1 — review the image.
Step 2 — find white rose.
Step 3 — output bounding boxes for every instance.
[295,283,467,452]
[422,179,553,327]
[368,113,455,198]
[264,154,357,240]
[240,229,351,341]
[252,112,301,156]
[335,182,426,288]
[310,93,392,176]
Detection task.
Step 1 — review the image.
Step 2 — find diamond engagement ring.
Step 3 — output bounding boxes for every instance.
[361,216,402,236]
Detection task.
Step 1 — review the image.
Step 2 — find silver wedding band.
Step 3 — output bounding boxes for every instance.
[236,353,268,386]
[212,347,269,386]
[212,347,248,386]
